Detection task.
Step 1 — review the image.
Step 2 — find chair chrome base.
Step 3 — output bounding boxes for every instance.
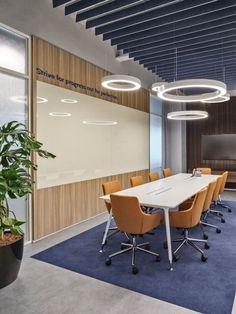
[100,211,130,252]
[105,235,161,274]
[218,195,233,213]
[170,229,209,262]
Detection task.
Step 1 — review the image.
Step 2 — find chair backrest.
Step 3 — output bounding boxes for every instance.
[130,175,144,187]
[202,180,217,212]
[219,171,228,194]
[110,194,144,234]
[190,188,208,226]
[197,167,212,175]
[102,180,121,213]
[149,172,160,182]
[212,175,224,202]
[163,168,172,177]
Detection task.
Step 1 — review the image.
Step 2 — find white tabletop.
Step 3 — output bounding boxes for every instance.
[100,173,219,209]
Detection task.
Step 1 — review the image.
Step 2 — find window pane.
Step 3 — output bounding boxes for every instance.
[0,72,27,125]
[0,26,27,74]
[0,72,29,240]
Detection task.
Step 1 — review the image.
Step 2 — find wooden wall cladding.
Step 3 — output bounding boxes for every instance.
[186,97,236,173]
[34,169,149,240]
[31,36,150,240]
[32,36,149,113]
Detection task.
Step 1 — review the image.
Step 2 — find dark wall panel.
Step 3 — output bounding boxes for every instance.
[186,97,236,174]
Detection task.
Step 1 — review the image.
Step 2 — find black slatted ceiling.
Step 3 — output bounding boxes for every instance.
[52,0,236,89]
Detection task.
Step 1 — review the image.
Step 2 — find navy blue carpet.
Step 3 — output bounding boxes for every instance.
[32,201,236,314]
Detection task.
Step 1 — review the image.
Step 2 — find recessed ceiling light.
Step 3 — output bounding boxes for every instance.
[37,97,48,103]
[10,96,28,103]
[167,110,208,120]
[101,75,141,91]
[49,112,71,117]
[157,79,226,103]
[82,120,118,125]
[61,99,78,103]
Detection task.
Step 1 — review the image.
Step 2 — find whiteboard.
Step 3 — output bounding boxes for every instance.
[36,81,149,188]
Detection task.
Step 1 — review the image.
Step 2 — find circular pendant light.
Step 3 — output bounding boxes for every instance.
[167,110,208,120]
[101,75,141,91]
[155,79,226,103]
[201,92,230,103]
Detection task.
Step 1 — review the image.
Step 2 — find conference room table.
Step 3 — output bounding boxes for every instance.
[100,173,219,271]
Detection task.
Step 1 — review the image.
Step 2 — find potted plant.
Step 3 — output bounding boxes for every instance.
[0,121,55,288]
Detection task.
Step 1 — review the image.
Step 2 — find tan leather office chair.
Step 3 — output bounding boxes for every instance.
[130,175,144,187]
[101,181,124,252]
[197,167,212,174]
[210,175,225,223]
[105,195,161,274]
[168,188,209,262]
[178,181,221,239]
[149,172,160,182]
[163,167,172,177]
[218,171,232,212]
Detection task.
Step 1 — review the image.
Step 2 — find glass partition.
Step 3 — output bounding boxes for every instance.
[0,24,30,241]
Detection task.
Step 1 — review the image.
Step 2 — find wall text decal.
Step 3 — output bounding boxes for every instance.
[36,67,118,100]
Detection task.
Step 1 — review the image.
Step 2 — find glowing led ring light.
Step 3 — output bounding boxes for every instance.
[101,75,141,91]
[201,92,230,103]
[156,79,226,103]
[167,111,208,120]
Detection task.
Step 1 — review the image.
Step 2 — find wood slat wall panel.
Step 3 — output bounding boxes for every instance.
[32,36,149,112]
[34,169,149,240]
[186,98,236,173]
[31,36,150,240]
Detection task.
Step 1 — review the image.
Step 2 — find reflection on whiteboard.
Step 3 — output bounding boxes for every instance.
[37,81,149,188]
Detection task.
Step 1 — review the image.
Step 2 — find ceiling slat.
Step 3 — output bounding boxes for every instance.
[76,0,139,22]
[112,6,236,46]
[145,56,236,72]
[136,42,236,63]
[118,15,236,51]
[86,0,180,29]
[139,47,236,65]
[148,56,236,73]
[95,0,217,35]
[101,0,234,39]
[53,0,72,8]
[123,24,236,55]
[129,32,236,59]
[65,0,105,16]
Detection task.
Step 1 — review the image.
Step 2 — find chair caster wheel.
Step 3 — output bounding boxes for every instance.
[221,218,225,223]
[203,234,208,240]
[163,242,167,249]
[132,266,139,274]
[204,243,210,250]
[218,212,223,217]
[156,255,161,262]
[201,254,208,262]
[228,208,232,213]
[173,254,179,262]
[216,228,221,234]
[105,258,111,266]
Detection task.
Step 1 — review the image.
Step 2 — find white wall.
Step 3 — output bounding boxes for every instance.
[37,81,149,188]
[0,0,155,89]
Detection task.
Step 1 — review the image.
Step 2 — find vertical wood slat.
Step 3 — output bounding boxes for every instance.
[32,36,149,113]
[34,169,149,240]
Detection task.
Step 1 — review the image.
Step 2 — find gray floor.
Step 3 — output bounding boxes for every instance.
[0,191,236,314]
